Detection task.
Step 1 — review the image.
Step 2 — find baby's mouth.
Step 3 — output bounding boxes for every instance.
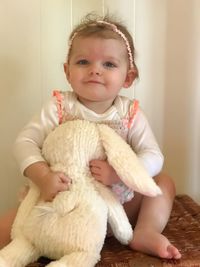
[85,80,104,85]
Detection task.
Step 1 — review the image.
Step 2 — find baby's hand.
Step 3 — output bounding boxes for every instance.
[39,171,71,201]
[89,160,120,186]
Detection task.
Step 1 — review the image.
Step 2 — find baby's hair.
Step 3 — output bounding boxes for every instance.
[67,13,138,77]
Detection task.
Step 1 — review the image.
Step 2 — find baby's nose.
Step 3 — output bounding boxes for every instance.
[89,64,101,75]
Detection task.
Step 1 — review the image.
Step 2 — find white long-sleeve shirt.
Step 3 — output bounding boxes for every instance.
[13,91,164,179]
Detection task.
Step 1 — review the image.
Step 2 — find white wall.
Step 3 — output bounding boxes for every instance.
[0,0,199,213]
[163,0,200,202]
[0,1,42,212]
[134,0,167,145]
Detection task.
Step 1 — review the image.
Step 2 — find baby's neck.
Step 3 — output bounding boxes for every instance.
[78,97,115,114]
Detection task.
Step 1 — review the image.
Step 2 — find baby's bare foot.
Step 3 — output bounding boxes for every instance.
[129,228,181,259]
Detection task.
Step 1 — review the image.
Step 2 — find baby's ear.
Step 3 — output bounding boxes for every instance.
[63,63,70,81]
[123,68,137,88]
[97,124,162,197]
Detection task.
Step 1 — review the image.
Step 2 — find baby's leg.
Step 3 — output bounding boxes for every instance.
[0,208,17,249]
[124,172,181,259]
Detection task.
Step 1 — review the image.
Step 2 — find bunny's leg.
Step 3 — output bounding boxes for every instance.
[0,237,40,267]
[94,181,133,245]
[46,251,100,267]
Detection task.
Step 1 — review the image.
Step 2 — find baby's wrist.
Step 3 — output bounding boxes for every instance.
[25,161,51,186]
[110,172,120,184]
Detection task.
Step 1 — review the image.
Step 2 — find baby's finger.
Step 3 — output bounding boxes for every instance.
[90,166,101,175]
[92,173,101,181]
[89,160,102,168]
[58,172,71,183]
[58,182,70,192]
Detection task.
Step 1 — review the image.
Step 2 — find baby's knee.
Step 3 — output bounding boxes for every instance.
[154,172,176,197]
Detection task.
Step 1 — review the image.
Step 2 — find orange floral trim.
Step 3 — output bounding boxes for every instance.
[123,100,139,129]
[53,90,64,124]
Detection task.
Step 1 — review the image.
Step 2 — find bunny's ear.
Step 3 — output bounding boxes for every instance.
[97,124,162,197]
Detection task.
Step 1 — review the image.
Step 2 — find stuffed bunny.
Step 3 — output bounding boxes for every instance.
[0,120,161,267]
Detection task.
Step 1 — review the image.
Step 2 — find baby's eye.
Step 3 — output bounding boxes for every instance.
[103,61,117,68]
[76,59,89,65]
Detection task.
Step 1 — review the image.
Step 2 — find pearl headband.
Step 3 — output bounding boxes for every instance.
[68,20,134,69]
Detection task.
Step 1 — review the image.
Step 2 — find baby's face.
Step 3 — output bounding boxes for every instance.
[64,36,134,113]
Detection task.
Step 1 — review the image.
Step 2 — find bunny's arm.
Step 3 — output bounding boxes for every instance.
[97,124,162,197]
[11,182,40,239]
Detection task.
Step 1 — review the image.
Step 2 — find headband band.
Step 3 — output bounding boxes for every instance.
[68,21,134,69]
[97,21,134,69]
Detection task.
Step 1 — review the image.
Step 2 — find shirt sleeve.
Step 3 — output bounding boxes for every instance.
[127,108,164,177]
[13,97,59,175]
